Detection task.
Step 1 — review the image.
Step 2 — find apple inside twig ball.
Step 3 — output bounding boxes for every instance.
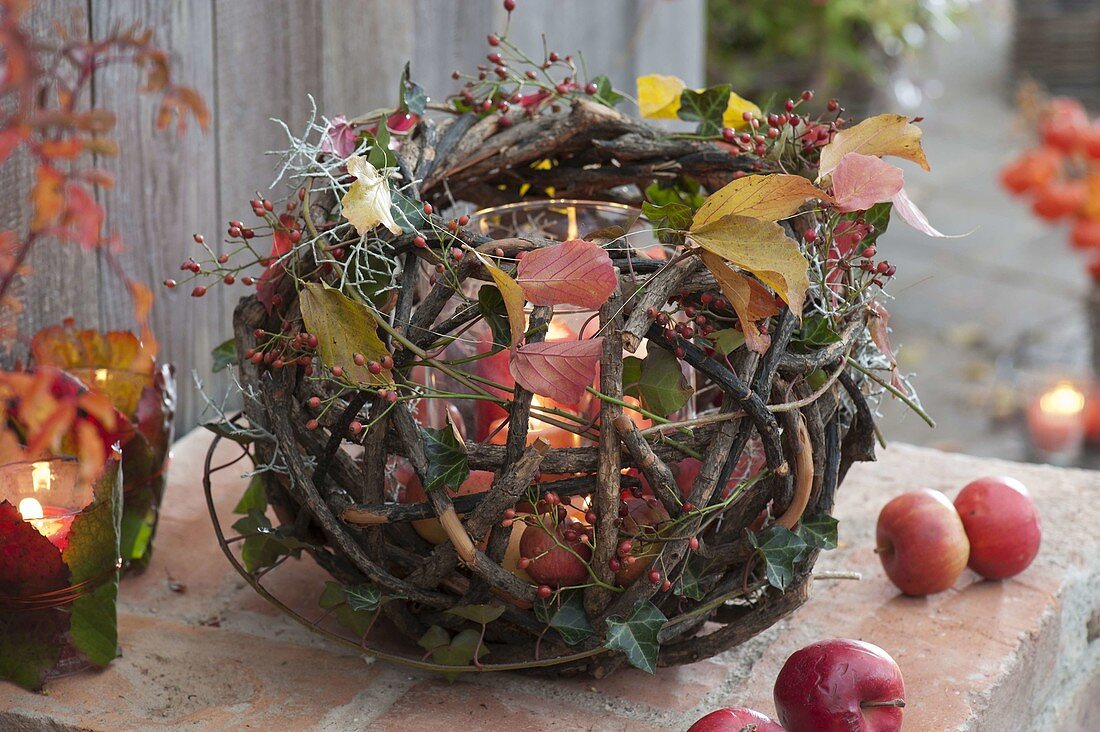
[876,489,969,596]
[519,514,592,588]
[687,707,785,732]
[398,468,493,545]
[774,639,905,732]
[953,476,1041,580]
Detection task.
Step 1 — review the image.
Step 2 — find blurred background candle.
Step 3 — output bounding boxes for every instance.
[1026,379,1087,465]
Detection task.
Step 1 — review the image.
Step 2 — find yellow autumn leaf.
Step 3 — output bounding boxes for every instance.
[689,215,810,317]
[341,155,402,236]
[817,114,930,182]
[700,251,781,354]
[636,74,685,119]
[723,91,761,131]
[693,173,830,228]
[480,257,527,350]
[299,283,392,386]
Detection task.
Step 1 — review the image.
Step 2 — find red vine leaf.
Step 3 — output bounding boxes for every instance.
[516,239,616,309]
[700,251,779,354]
[509,338,603,404]
[831,153,904,213]
[0,499,71,598]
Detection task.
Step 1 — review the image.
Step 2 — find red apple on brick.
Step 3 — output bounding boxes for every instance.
[953,476,1041,580]
[688,707,785,732]
[774,639,905,732]
[876,489,969,596]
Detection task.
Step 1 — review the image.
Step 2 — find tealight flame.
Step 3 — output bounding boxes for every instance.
[566,206,578,241]
[1038,382,1086,416]
[94,368,109,384]
[31,461,51,493]
[18,497,44,521]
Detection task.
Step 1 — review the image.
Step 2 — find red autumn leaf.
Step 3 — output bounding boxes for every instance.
[891,187,948,238]
[29,165,65,233]
[257,224,296,313]
[516,239,616,310]
[831,153,904,213]
[509,338,603,404]
[0,500,70,598]
[0,128,25,167]
[868,300,906,393]
[59,182,104,249]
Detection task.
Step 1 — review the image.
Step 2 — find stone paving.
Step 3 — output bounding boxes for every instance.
[867,0,1097,467]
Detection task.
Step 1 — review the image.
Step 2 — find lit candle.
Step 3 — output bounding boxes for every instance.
[1026,380,1087,464]
[1,458,86,551]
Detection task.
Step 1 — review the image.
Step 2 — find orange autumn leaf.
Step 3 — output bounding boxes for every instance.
[700,251,779,354]
[29,165,65,233]
[60,182,104,249]
[31,324,154,374]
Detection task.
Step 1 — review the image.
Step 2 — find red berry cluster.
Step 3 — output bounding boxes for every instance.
[721,91,843,169]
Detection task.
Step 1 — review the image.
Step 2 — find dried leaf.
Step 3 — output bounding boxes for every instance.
[341,156,401,236]
[700,251,779,354]
[299,283,391,386]
[818,114,930,181]
[891,187,948,238]
[689,215,810,317]
[509,338,603,404]
[692,173,829,227]
[722,90,761,131]
[480,258,526,349]
[831,153,905,213]
[868,299,905,392]
[516,239,616,310]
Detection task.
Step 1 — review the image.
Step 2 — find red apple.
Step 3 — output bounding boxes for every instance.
[614,497,669,587]
[953,476,1041,580]
[774,639,905,732]
[399,469,493,545]
[875,489,969,596]
[688,707,785,732]
[519,515,592,588]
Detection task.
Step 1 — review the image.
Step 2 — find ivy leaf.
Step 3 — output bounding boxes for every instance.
[477,286,511,354]
[678,85,731,137]
[481,257,527,350]
[797,514,839,550]
[211,338,237,373]
[344,246,399,308]
[343,583,382,612]
[418,624,451,651]
[859,201,892,248]
[622,355,642,393]
[700,250,781,355]
[831,153,905,213]
[397,62,428,116]
[674,559,706,601]
[710,329,746,356]
[605,599,667,674]
[791,315,841,353]
[642,201,692,246]
[817,113,930,181]
[626,347,692,417]
[748,526,808,591]
[690,215,810,318]
[588,75,624,107]
[335,605,377,637]
[447,602,506,625]
[516,239,616,310]
[546,592,594,646]
[362,126,397,170]
[391,189,428,232]
[692,173,829,228]
[299,283,392,386]
[421,421,470,492]
[431,628,489,679]
[233,474,267,515]
[509,338,603,404]
[319,581,346,609]
[644,180,705,210]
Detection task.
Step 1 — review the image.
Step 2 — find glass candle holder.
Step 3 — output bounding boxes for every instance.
[1025,378,1088,465]
[0,454,122,690]
[67,364,176,573]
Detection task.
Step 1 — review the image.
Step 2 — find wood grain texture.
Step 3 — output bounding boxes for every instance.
[2,0,704,429]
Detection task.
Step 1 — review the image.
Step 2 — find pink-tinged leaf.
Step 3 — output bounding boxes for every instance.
[868,300,906,393]
[517,239,617,309]
[321,115,357,157]
[817,114,930,181]
[831,153,904,213]
[509,338,603,404]
[891,187,947,237]
[60,183,104,250]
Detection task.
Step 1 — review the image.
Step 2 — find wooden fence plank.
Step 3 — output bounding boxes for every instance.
[90,0,219,429]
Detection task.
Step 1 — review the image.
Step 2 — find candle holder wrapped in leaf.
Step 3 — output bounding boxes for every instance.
[191,14,942,677]
[30,326,176,572]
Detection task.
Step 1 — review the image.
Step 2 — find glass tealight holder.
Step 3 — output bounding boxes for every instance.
[0,454,122,690]
[1025,377,1088,466]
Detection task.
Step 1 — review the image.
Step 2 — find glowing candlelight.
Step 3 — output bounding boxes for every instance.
[2,459,84,549]
[1026,380,1087,464]
[94,367,108,385]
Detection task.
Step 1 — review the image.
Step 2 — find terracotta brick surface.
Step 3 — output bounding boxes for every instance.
[1,428,1097,731]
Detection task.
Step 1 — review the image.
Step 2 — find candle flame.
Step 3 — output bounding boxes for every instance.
[566,206,578,241]
[18,497,44,521]
[1039,382,1086,416]
[31,461,51,493]
[94,368,109,384]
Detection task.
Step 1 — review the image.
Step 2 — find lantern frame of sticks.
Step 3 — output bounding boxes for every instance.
[205,98,886,678]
